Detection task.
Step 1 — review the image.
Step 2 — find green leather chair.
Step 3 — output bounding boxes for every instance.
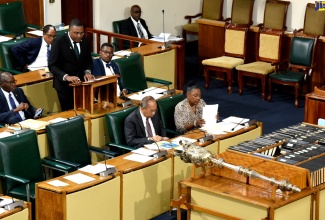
[105,105,138,155]
[0,1,40,37]
[0,38,29,74]
[114,53,172,93]
[45,116,118,172]
[112,19,129,50]
[267,32,319,108]
[157,94,184,136]
[0,130,69,203]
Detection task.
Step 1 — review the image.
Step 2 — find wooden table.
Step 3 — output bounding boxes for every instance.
[35,170,120,220]
[0,196,30,220]
[305,86,325,124]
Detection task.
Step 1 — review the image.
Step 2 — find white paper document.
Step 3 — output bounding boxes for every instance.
[114,50,132,57]
[216,121,245,132]
[63,173,95,184]
[202,104,218,127]
[132,147,157,156]
[27,30,43,36]
[222,116,249,124]
[0,132,13,139]
[124,153,153,163]
[47,179,69,187]
[79,164,116,174]
[48,117,67,124]
[0,35,13,43]
[128,87,166,100]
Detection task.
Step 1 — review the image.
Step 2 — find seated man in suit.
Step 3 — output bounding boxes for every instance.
[0,72,42,124]
[11,24,56,72]
[92,43,125,96]
[124,96,168,148]
[121,5,153,46]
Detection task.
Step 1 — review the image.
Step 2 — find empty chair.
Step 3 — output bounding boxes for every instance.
[257,0,290,30]
[268,31,319,107]
[112,19,130,50]
[225,0,255,25]
[105,106,138,155]
[45,116,117,172]
[236,28,284,99]
[297,3,325,36]
[202,23,249,93]
[182,0,224,41]
[114,53,171,93]
[157,93,184,137]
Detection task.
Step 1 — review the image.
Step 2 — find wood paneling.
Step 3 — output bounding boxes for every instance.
[61,0,93,28]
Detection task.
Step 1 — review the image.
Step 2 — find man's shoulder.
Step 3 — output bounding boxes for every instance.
[125,108,139,121]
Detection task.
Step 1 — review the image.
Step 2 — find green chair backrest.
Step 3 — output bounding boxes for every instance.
[0,38,28,70]
[304,3,325,36]
[105,106,138,145]
[289,36,315,67]
[0,130,44,193]
[231,0,255,25]
[157,94,184,131]
[46,116,91,167]
[202,0,224,20]
[112,19,129,50]
[0,1,27,36]
[114,53,148,92]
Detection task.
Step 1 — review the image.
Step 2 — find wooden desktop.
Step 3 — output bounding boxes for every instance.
[0,196,30,220]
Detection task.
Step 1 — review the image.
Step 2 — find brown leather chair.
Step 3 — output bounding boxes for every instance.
[182,0,224,42]
[236,28,284,99]
[202,23,249,93]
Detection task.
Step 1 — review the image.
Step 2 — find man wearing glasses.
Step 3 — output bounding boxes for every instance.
[0,72,41,124]
[11,24,56,72]
[92,43,125,96]
[49,18,94,111]
[121,5,153,46]
[124,96,168,148]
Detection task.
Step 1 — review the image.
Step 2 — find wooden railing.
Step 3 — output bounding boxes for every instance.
[85,28,185,89]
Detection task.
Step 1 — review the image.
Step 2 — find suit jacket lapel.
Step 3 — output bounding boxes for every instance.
[65,34,79,62]
[135,109,146,136]
[0,89,10,111]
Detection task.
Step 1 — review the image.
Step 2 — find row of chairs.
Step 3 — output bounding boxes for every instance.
[183,0,325,41]
[0,92,184,213]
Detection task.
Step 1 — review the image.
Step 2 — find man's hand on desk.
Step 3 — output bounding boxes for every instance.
[84,73,95,82]
[65,75,81,84]
[149,135,169,142]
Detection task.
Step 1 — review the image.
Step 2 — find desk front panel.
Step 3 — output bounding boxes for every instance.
[2,208,29,220]
[144,49,176,89]
[66,176,120,220]
[320,189,325,220]
[122,158,172,220]
[191,188,268,220]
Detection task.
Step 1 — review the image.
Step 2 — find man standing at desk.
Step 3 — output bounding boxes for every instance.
[121,5,153,46]
[124,96,168,148]
[0,72,41,124]
[11,25,56,72]
[49,18,94,111]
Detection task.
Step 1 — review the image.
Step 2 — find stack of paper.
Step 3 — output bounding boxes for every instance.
[18,119,49,130]
[79,164,116,174]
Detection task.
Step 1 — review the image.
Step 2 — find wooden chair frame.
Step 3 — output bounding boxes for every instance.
[237,28,284,99]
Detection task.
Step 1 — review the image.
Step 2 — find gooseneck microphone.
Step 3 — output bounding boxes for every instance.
[144,119,167,158]
[231,117,247,131]
[162,9,166,49]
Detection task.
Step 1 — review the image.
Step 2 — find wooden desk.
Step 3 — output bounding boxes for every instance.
[305,87,325,124]
[0,197,30,220]
[35,171,120,220]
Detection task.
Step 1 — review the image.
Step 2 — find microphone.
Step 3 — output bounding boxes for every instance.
[198,129,213,143]
[144,119,167,158]
[141,87,161,94]
[2,197,24,210]
[99,135,117,177]
[12,122,30,134]
[231,117,246,131]
[162,10,166,49]
[230,117,257,131]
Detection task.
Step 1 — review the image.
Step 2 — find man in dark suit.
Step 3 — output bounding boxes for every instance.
[49,18,94,111]
[11,25,56,72]
[121,5,153,46]
[124,96,168,148]
[92,42,125,95]
[0,72,41,124]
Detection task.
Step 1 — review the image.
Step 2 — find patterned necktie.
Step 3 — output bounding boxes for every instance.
[146,118,153,137]
[137,23,145,39]
[73,42,79,60]
[9,93,22,121]
[46,44,50,62]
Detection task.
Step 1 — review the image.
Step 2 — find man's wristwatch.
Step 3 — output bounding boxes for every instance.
[85,69,91,74]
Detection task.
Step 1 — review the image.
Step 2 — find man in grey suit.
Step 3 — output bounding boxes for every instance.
[124,96,168,148]
[49,18,94,111]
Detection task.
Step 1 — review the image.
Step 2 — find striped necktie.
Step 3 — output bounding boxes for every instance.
[137,23,145,39]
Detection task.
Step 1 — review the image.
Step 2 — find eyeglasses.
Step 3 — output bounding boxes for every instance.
[2,80,17,85]
[101,50,114,55]
[72,32,84,36]
[133,10,142,14]
[45,34,56,39]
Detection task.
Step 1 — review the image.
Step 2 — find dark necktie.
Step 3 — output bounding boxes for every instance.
[9,94,22,121]
[73,42,79,60]
[46,44,50,62]
[146,118,153,137]
[137,23,145,39]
